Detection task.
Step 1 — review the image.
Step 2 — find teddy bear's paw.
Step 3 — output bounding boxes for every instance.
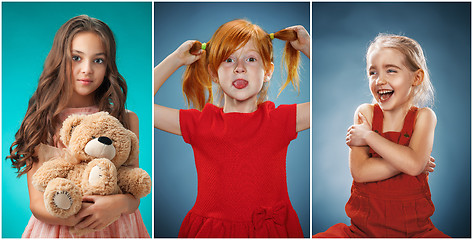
[53,190,73,209]
[82,158,118,195]
[44,178,82,218]
[117,167,151,199]
[89,165,105,187]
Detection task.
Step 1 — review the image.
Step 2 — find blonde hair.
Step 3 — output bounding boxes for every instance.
[367,33,433,107]
[183,19,301,110]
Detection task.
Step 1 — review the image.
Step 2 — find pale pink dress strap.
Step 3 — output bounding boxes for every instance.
[22,209,149,238]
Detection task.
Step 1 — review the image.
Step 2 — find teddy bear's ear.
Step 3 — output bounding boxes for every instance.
[59,114,85,146]
[124,129,139,165]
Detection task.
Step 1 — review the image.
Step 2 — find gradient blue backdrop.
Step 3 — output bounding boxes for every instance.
[154,2,310,237]
[312,2,470,238]
[2,2,152,237]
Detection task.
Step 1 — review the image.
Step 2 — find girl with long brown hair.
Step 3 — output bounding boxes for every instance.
[154,19,310,237]
[7,15,149,238]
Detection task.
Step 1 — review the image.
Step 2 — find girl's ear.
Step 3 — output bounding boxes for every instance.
[412,69,424,86]
[208,65,219,83]
[264,62,274,83]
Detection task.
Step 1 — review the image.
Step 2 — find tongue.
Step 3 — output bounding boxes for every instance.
[233,80,248,89]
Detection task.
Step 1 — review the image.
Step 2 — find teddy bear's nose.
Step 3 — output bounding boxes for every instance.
[98,136,113,145]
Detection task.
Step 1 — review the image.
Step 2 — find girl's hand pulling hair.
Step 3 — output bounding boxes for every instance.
[173,40,204,67]
[286,25,310,58]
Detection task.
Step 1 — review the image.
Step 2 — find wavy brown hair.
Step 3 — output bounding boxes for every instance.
[7,15,129,176]
[183,19,300,110]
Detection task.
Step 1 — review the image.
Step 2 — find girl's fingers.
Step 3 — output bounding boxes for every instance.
[358,112,368,124]
[189,41,203,55]
[75,215,93,230]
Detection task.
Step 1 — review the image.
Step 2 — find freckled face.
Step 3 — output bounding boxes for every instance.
[216,40,273,103]
[367,47,418,111]
[70,31,107,104]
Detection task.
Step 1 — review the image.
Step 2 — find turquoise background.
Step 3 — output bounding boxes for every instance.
[2,2,152,237]
[154,2,310,237]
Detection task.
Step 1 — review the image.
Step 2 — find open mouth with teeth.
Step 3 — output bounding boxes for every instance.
[378,89,394,102]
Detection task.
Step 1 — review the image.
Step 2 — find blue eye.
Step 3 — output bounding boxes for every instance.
[369,70,377,76]
[247,57,257,62]
[72,55,81,61]
[95,58,105,64]
[224,58,234,63]
[387,69,397,73]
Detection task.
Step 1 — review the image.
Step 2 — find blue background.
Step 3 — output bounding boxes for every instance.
[154,2,310,237]
[2,2,152,237]
[312,2,470,238]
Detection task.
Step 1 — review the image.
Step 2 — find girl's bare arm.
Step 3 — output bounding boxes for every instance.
[348,104,436,182]
[154,41,203,135]
[364,107,436,176]
[27,161,84,226]
[348,104,401,182]
[286,25,311,132]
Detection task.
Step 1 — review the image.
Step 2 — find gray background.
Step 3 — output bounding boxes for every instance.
[312,2,471,238]
[154,2,310,237]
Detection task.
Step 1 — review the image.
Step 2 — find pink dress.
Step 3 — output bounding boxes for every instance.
[22,106,150,238]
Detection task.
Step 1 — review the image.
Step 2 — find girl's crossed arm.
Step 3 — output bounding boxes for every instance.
[154,41,203,135]
[347,104,437,182]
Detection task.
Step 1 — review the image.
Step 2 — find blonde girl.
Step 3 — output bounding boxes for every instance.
[314,34,448,238]
[155,19,310,237]
[7,15,148,238]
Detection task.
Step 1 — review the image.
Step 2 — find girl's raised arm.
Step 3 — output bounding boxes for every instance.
[296,103,310,132]
[286,25,310,59]
[286,25,310,132]
[154,41,203,135]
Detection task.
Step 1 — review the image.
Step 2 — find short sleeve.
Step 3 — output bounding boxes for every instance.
[179,108,201,144]
[269,103,298,141]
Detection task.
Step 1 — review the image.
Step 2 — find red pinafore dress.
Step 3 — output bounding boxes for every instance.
[314,104,449,238]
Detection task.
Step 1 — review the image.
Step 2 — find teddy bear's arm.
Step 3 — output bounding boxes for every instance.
[32,158,76,192]
[117,167,151,199]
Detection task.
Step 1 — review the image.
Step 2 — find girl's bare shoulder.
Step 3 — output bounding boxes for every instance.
[416,107,437,126]
[354,103,374,124]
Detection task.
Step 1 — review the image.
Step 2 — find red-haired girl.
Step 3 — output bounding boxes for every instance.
[154,19,310,237]
[7,15,149,238]
[314,34,449,238]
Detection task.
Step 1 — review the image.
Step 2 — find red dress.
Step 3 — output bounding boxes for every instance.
[314,104,448,238]
[178,101,303,238]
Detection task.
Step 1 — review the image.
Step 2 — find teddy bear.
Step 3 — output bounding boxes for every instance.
[32,111,151,236]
